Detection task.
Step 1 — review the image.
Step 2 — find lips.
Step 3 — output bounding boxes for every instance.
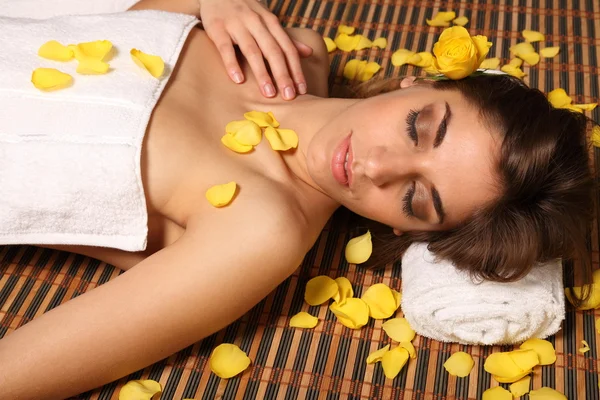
[331,133,353,186]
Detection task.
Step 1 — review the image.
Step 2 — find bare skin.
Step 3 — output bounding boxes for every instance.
[0,1,503,398]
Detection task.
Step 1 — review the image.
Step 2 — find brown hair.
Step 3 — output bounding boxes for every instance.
[348,74,596,301]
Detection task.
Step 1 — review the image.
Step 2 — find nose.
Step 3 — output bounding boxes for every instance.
[364,146,425,187]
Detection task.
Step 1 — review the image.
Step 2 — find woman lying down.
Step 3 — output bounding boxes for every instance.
[0,0,594,398]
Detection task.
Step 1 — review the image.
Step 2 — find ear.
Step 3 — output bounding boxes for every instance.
[393,228,404,236]
[400,76,417,89]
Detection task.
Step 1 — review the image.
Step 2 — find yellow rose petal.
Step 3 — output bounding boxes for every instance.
[209,343,251,379]
[366,344,390,364]
[355,35,373,50]
[118,379,162,400]
[334,33,361,52]
[509,376,531,397]
[484,350,538,383]
[519,51,540,66]
[372,37,387,49]
[443,351,474,377]
[305,275,338,306]
[522,29,545,42]
[38,40,74,61]
[572,103,598,111]
[131,48,165,78]
[409,52,434,68]
[400,341,417,359]
[510,349,540,371]
[493,372,531,384]
[519,338,557,365]
[596,317,600,333]
[345,230,372,264]
[540,46,560,58]
[76,58,110,75]
[338,24,355,35]
[471,35,493,65]
[382,318,415,342]
[433,11,457,22]
[72,40,113,61]
[391,289,402,310]
[509,58,524,67]
[510,41,536,55]
[426,18,450,27]
[500,64,526,79]
[332,277,354,305]
[529,387,567,400]
[205,181,237,208]
[358,61,381,81]
[343,59,361,80]
[480,57,501,70]
[226,120,262,146]
[31,68,73,91]
[329,297,370,329]
[547,88,573,108]
[482,386,512,400]
[381,347,410,379]
[221,133,253,153]
[243,110,279,128]
[391,49,416,67]
[264,126,298,151]
[579,340,590,354]
[361,283,398,319]
[289,312,319,328]
[323,37,337,52]
[452,16,469,26]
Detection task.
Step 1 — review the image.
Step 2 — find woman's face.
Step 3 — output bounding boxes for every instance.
[306,80,502,234]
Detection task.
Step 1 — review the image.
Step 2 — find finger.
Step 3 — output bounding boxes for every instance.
[233,28,277,98]
[292,38,314,58]
[206,26,245,84]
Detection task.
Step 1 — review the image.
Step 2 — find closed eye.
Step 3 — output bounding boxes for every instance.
[406,109,419,145]
[402,181,416,217]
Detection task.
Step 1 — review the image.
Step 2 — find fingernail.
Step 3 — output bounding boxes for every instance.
[284,86,296,100]
[232,72,243,83]
[297,82,307,94]
[264,83,276,97]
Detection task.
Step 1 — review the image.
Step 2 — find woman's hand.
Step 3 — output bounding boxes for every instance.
[199,0,313,100]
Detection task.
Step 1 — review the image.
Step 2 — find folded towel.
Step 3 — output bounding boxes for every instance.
[0,11,198,251]
[0,0,140,19]
[401,243,565,345]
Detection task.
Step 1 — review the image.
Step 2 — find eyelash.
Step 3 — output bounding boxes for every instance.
[402,181,416,217]
[406,109,419,145]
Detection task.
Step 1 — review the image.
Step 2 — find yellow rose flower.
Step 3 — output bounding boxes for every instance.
[432,27,492,80]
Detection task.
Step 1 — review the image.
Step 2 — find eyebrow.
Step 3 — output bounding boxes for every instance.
[431,187,445,224]
[433,102,451,148]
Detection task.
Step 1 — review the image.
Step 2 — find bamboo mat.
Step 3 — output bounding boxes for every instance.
[1,0,599,398]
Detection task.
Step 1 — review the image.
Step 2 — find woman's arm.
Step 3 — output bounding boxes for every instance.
[0,209,306,399]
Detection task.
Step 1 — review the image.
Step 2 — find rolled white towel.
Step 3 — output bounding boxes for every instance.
[0,0,140,19]
[401,243,565,345]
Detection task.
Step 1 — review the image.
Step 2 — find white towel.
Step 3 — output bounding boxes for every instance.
[0,11,198,251]
[0,0,140,19]
[401,243,565,345]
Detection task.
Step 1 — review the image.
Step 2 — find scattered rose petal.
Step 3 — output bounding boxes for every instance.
[366,344,390,364]
[209,343,251,379]
[131,48,165,78]
[482,386,512,400]
[509,58,524,67]
[519,338,557,365]
[565,284,600,309]
[329,297,370,329]
[400,341,417,359]
[529,387,567,400]
[372,37,387,49]
[510,42,536,56]
[519,51,540,66]
[382,318,416,342]
[243,110,279,128]
[343,59,362,80]
[391,49,417,67]
[548,88,572,108]
[221,133,253,153]
[205,181,237,207]
[409,52,433,68]
[355,35,373,50]
[572,103,598,111]
[391,289,402,310]
[38,40,74,61]
[522,29,545,42]
[118,379,162,400]
[361,283,398,319]
[426,18,450,27]
[443,351,474,377]
[226,120,262,146]
[264,126,298,151]
[433,11,457,22]
[323,37,337,52]
[540,46,560,58]
[305,275,338,306]
[509,376,531,397]
[479,57,501,69]
[338,24,355,35]
[334,33,361,52]
[579,340,590,354]
[72,40,113,61]
[76,58,110,75]
[345,230,372,264]
[359,61,381,81]
[484,349,538,383]
[289,312,319,328]
[452,16,469,26]
[381,347,410,379]
[31,68,73,91]
[332,277,354,305]
[500,64,526,79]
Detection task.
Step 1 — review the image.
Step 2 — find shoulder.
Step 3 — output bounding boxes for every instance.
[285,27,330,97]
